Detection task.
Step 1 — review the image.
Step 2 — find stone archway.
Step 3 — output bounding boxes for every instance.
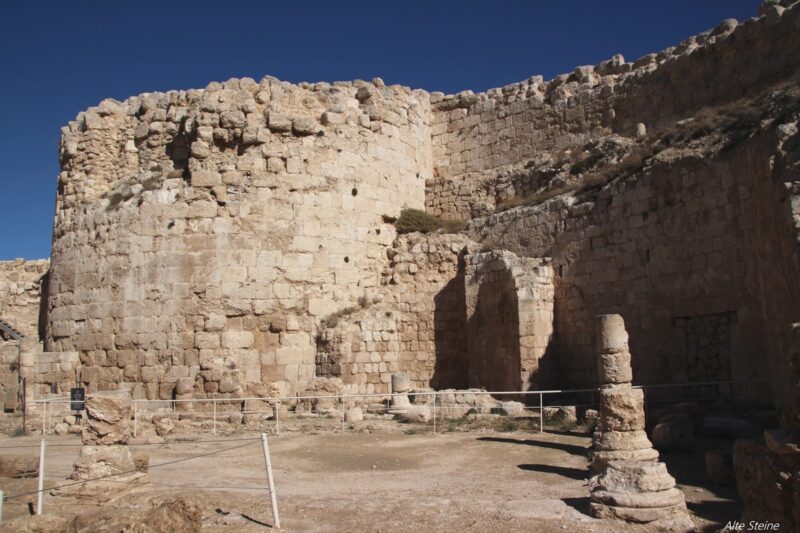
[465,251,555,393]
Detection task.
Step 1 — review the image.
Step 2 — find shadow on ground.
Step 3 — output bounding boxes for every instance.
[477,436,590,456]
[518,463,588,480]
[562,497,592,518]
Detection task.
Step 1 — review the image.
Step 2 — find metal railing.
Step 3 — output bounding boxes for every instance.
[24,377,780,437]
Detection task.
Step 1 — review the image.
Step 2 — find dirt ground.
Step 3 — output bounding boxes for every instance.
[0,422,742,532]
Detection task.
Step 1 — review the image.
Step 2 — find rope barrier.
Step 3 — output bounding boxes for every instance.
[2,439,261,501]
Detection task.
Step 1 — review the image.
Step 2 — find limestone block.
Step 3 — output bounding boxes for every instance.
[83,391,132,445]
[498,401,525,417]
[591,487,686,510]
[191,170,222,187]
[594,461,677,493]
[219,376,237,393]
[593,429,653,451]
[220,110,246,129]
[70,444,136,480]
[222,331,254,349]
[345,407,363,423]
[195,332,220,349]
[652,417,694,452]
[267,112,292,132]
[598,352,632,385]
[267,157,285,173]
[543,406,578,425]
[154,416,175,437]
[402,404,431,423]
[176,377,194,394]
[595,314,629,355]
[592,448,660,471]
[205,314,226,332]
[599,388,645,432]
[322,112,346,125]
[292,116,318,135]
[391,372,411,393]
[590,501,693,529]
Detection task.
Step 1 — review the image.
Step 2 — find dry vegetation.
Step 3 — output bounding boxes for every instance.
[395,208,466,234]
[496,78,800,213]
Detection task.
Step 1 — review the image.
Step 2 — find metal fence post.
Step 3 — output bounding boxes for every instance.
[36,439,46,515]
[341,396,346,432]
[432,392,436,434]
[41,401,47,435]
[539,393,544,433]
[260,433,281,529]
[275,400,281,437]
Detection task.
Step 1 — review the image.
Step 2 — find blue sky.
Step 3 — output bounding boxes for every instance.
[0,0,758,260]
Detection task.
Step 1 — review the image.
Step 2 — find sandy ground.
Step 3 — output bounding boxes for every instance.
[0,422,741,532]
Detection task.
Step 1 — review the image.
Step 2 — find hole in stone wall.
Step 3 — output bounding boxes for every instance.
[352,188,358,196]
[344,256,350,263]
[376,228,381,235]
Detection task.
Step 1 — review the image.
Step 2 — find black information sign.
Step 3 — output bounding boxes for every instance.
[70,387,85,411]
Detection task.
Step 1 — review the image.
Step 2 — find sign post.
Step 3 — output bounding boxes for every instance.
[70,388,85,412]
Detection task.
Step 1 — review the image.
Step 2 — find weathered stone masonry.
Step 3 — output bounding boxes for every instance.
[0,2,798,420]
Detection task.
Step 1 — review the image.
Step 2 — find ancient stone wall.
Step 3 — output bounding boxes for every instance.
[0,341,20,410]
[0,259,49,339]
[468,123,800,407]
[46,76,432,399]
[427,4,800,220]
[29,0,800,408]
[316,232,473,393]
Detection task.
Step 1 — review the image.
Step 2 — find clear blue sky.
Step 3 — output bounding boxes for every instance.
[0,0,758,260]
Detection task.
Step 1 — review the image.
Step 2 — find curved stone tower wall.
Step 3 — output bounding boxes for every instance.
[46,77,431,399]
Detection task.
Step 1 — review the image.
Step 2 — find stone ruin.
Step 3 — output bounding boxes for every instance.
[53,391,147,501]
[0,0,798,527]
[589,315,692,530]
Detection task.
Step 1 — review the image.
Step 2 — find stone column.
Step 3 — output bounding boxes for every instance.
[389,372,411,411]
[590,315,693,531]
[591,315,658,471]
[53,391,147,501]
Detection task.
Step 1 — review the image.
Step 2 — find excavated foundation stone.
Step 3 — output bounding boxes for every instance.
[52,391,147,501]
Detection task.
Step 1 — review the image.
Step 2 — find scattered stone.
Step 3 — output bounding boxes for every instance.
[402,404,431,423]
[498,401,525,417]
[543,406,577,425]
[53,391,147,501]
[346,407,364,423]
[154,416,175,436]
[652,416,694,452]
[83,391,133,445]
